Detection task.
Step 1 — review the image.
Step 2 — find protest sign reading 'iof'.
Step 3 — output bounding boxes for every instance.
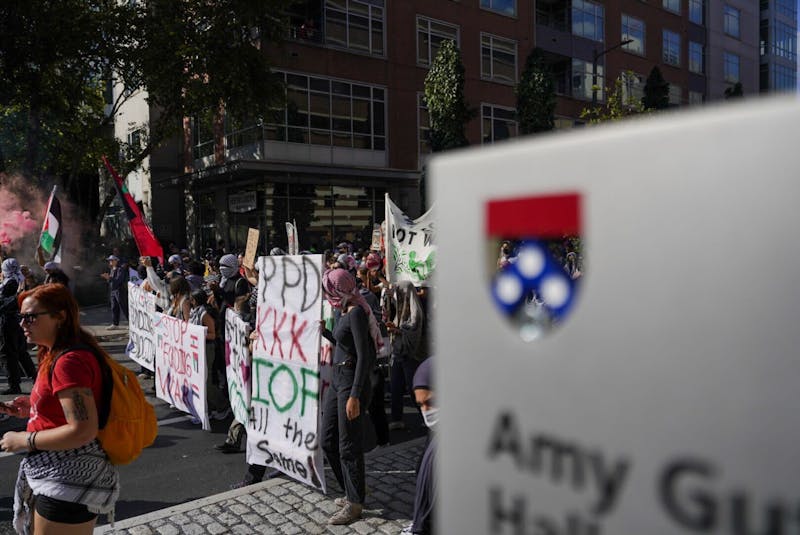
[248,254,325,491]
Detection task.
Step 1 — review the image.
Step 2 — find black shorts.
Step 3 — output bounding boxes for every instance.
[35,495,97,524]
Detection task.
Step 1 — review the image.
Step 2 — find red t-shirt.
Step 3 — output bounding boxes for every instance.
[27,349,103,433]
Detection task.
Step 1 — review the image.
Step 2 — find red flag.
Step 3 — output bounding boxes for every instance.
[102,156,164,265]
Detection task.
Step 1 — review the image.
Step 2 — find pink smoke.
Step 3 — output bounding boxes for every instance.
[0,210,40,246]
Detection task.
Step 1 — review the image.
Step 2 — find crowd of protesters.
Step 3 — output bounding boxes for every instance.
[0,237,437,532]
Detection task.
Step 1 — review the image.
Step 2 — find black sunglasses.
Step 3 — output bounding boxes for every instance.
[17,311,53,324]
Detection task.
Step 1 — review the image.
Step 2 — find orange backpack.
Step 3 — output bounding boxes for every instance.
[51,346,158,465]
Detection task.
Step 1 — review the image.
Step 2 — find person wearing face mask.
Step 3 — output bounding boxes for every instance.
[401,357,436,535]
[319,268,382,525]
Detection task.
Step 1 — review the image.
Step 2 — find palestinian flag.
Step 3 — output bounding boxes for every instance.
[102,156,164,265]
[36,186,62,266]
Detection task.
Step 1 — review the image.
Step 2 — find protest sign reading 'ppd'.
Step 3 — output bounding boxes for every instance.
[248,254,325,491]
[432,97,800,534]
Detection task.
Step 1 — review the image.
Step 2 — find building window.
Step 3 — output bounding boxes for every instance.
[418,93,430,165]
[267,71,386,151]
[723,52,740,83]
[325,0,385,56]
[663,30,681,66]
[775,0,797,19]
[481,34,518,83]
[688,91,704,105]
[621,15,645,55]
[689,0,705,25]
[772,21,797,61]
[772,63,797,91]
[571,58,603,101]
[481,104,518,144]
[480,0,516,16]
[572,0,604,42]
[417,16,459,67]
[668,85,682,106]
[688,41,704,74]
[663,0,680,15]
[723,5,740,38]
[620,72,645,106]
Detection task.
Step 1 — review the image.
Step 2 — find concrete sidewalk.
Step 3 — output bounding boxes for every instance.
[95,437,425,535]
[80,303,130,343]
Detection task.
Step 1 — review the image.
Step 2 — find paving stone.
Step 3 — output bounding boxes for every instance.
[204,504,222,515]
[351,520,374,534]
[128,526,154,535]
[270,485,289,496]
[303,492,325,503]
[155,524,180,535]
[251,502,273,516]
[217,512,240,526]
[326,525,351,535]
[171,513,190,525]
[231,525,254,534]
[189,512,215,525]
[207,522,229,535]
[179,523,206,535]
[149,519,165,528]
[270,500,292,514]
[281,493,301,505]
[280,525,302,535]
[254,524,280,535]
[266,512,285,525]
[301,521,327,534]
[317,501,340,514]
[229,503,251,515]
[307,509,331,524]
[237,493,260,505]
[242,513,263,526]
[286,512,308,525]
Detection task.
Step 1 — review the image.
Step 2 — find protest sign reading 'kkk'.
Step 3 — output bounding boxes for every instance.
[248,254,325,491]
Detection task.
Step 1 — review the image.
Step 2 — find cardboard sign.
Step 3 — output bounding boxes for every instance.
[248,254,325,491]
[431,97,800,534]
[225,308,252,426]
[153,312,210,430]
[244,228,259,270]
[126,282,156,371]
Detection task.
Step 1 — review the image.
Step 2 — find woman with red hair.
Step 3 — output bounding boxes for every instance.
[0,283,119,534]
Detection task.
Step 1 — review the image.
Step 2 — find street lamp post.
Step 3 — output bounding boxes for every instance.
[592,38,634,107]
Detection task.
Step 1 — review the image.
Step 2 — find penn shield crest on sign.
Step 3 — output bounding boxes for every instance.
[486,193,583,341]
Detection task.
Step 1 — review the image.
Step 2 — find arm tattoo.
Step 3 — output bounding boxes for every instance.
[65,388,91,422]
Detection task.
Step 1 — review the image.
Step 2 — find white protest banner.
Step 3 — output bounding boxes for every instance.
[286,221,299,255]
[225,308,252,426]
[248,254,325,491]
[385,193,435,285]
[153,312,210,430]
[126,282,156,371]
[432,98,800,533]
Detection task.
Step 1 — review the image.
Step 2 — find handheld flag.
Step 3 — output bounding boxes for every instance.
[102,156,164,266]
[36,186,62,266]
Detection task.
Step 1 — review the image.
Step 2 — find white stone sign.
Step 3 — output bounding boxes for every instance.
[431,97,800,534]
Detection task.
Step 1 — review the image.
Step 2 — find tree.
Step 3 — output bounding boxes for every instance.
[642,66,670,110]
[516,48,556,134]
[580,72,646,124]
[423,40,473,152]
[724,82,743,99]
[0,0,293,241]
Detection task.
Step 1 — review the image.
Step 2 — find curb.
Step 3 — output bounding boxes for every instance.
[93,436,427,533]
[94,478,287,533]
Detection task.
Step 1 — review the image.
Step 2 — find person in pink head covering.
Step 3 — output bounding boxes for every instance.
[319,268,382,525]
